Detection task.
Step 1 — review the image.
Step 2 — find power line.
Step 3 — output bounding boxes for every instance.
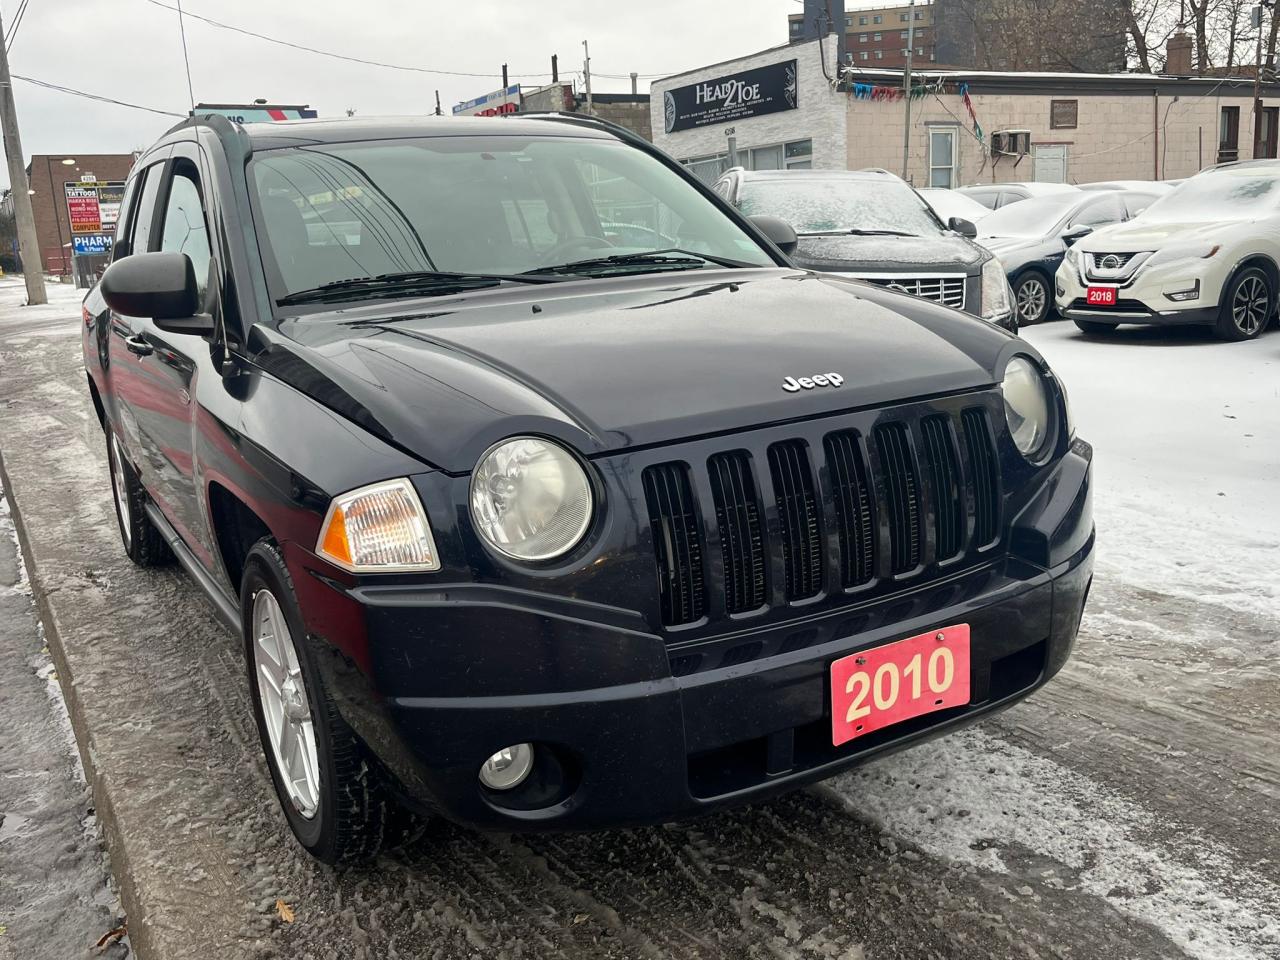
[140,1,679,84]
[9,73,187,117]
[174,0,196,110]
[5,0,30,53]
[141,0,554,79]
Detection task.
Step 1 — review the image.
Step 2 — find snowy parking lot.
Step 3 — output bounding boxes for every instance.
[0,278,1277,959]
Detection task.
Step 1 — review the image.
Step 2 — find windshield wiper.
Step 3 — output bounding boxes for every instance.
[799,228,919,238]
[521,248,755,277]
[278,270,560,306]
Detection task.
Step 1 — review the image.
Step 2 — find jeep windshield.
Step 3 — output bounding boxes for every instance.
[250,134,775,306]
[737,176,944,238]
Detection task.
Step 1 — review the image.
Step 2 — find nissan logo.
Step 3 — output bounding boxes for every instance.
[1100,255,1122,270]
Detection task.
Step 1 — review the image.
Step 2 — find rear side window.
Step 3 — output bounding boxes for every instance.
[111,177,139,260]
[159,163,212,298]
[129,164,165,254]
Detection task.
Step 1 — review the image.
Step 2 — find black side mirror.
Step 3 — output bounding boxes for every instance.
[948,216,978,239]
[100,251,214,335]
[749,215,799,256]
[1061,223,1093,246]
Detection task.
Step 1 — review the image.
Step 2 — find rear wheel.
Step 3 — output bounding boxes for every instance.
[242,540,408,865]
[1215,267,1273,341]
[1073,319,1117,336]
[105,429,171,566]
[1012,270,1051,326]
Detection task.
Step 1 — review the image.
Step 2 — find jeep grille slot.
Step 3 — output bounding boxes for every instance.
[642,462,707,625]
[767,440,823,601]
[962,407,1001,547]
[874,422,922,574]
[921,415,965,562]
[708,451,766,614]
[823,430,876,587]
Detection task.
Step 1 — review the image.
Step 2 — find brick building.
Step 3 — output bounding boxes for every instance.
[789,3,935,70]
[653,37,1280,187]
[27,153,137,275]
[453,82,652,141]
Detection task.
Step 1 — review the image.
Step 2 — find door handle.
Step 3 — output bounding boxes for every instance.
[124,335,153,357]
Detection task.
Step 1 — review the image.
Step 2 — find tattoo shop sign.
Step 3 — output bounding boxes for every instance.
[663,60,798,134]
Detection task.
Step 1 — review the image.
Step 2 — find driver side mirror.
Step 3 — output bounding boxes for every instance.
[100,251,214,335]
[749,215,798,256]
[1061,223,1093,246]
[947,216,978,239]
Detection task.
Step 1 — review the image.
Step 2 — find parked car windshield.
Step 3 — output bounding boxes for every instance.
[1136,168,1280,222]
[977,195,1076,239]
[737,176,943,237]
[250,134,774,301]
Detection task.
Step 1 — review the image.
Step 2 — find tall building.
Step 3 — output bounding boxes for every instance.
[932,0,1127,72]
[789,3,935,70]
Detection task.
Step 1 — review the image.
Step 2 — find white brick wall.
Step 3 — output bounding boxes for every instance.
[651,38,846,169]
[846,87,1280,186]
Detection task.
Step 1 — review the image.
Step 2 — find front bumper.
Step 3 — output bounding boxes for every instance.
[290,439,1095,832]
[1055,257,1222,326]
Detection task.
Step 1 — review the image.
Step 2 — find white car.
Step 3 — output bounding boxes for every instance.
[918,187,992,225]
[1056,161,1280,341]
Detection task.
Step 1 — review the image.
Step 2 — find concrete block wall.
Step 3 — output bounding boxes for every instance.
[652,37,846,168]
[848,88,1275,186]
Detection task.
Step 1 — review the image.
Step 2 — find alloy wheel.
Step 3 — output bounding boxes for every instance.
[1231,275,1268,336]
[252,589,321,818]
[1017,277,1047,324]
[109,435,132,548]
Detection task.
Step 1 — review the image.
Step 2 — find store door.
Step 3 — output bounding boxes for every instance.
[1033,145,1068,183]
[1255,106,1279,159]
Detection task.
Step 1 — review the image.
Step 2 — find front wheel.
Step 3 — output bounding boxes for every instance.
[1012,270,1051,326]
[242,540,408,865]
[105,428,171,566]
[1073,319,1117,336]
[1215,267,1273,341]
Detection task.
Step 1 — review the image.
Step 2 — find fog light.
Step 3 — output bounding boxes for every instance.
[479,743,534,791]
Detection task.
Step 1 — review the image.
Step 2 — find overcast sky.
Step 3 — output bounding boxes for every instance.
[0,0,828,189]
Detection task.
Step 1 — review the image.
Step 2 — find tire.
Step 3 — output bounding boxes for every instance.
[1073,319,1116,336]
[105,427,171,566]
[1012,270,1051,326]
[241,540,404,865]
[1215,267,1273,341]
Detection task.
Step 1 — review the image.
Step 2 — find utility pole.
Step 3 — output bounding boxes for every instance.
[901,0,917,181]
[583,40,593,115]
[1254,4,1265,156]
[0,11,46,304]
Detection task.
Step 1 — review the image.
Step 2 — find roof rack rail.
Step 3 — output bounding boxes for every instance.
[159,112,254,162]
[519,110,649,147]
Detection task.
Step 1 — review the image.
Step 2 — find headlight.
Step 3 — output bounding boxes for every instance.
[1001,357,1052,457]
[981,257,1012,319]
[1144,242,1220,269]
[317,478,440,572]
[470,437,593,561]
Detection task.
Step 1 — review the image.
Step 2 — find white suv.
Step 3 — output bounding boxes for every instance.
[1056,161,1280,341]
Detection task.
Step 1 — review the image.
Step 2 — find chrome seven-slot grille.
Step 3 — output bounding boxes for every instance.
[862,276,966,310]
[642,403,1002,628]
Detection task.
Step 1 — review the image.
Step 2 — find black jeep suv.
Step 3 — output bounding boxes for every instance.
[83,114,1093,865]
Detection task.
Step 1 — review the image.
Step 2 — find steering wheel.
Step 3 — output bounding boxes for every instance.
[544,235,614,262]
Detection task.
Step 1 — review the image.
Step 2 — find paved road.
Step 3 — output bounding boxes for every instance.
[0,277,1276,960]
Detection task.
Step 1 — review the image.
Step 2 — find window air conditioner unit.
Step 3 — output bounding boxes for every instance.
[991,130,1031,157]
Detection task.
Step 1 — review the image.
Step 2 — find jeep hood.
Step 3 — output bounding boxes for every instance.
[256,269,1008,473]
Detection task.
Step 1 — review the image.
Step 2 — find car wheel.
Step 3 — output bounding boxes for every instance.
[105,428,171,566]
[241,539,406,865]
[1013,271,1051,325]
[1073,319,1116,336]
[1215,267,1273,341]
